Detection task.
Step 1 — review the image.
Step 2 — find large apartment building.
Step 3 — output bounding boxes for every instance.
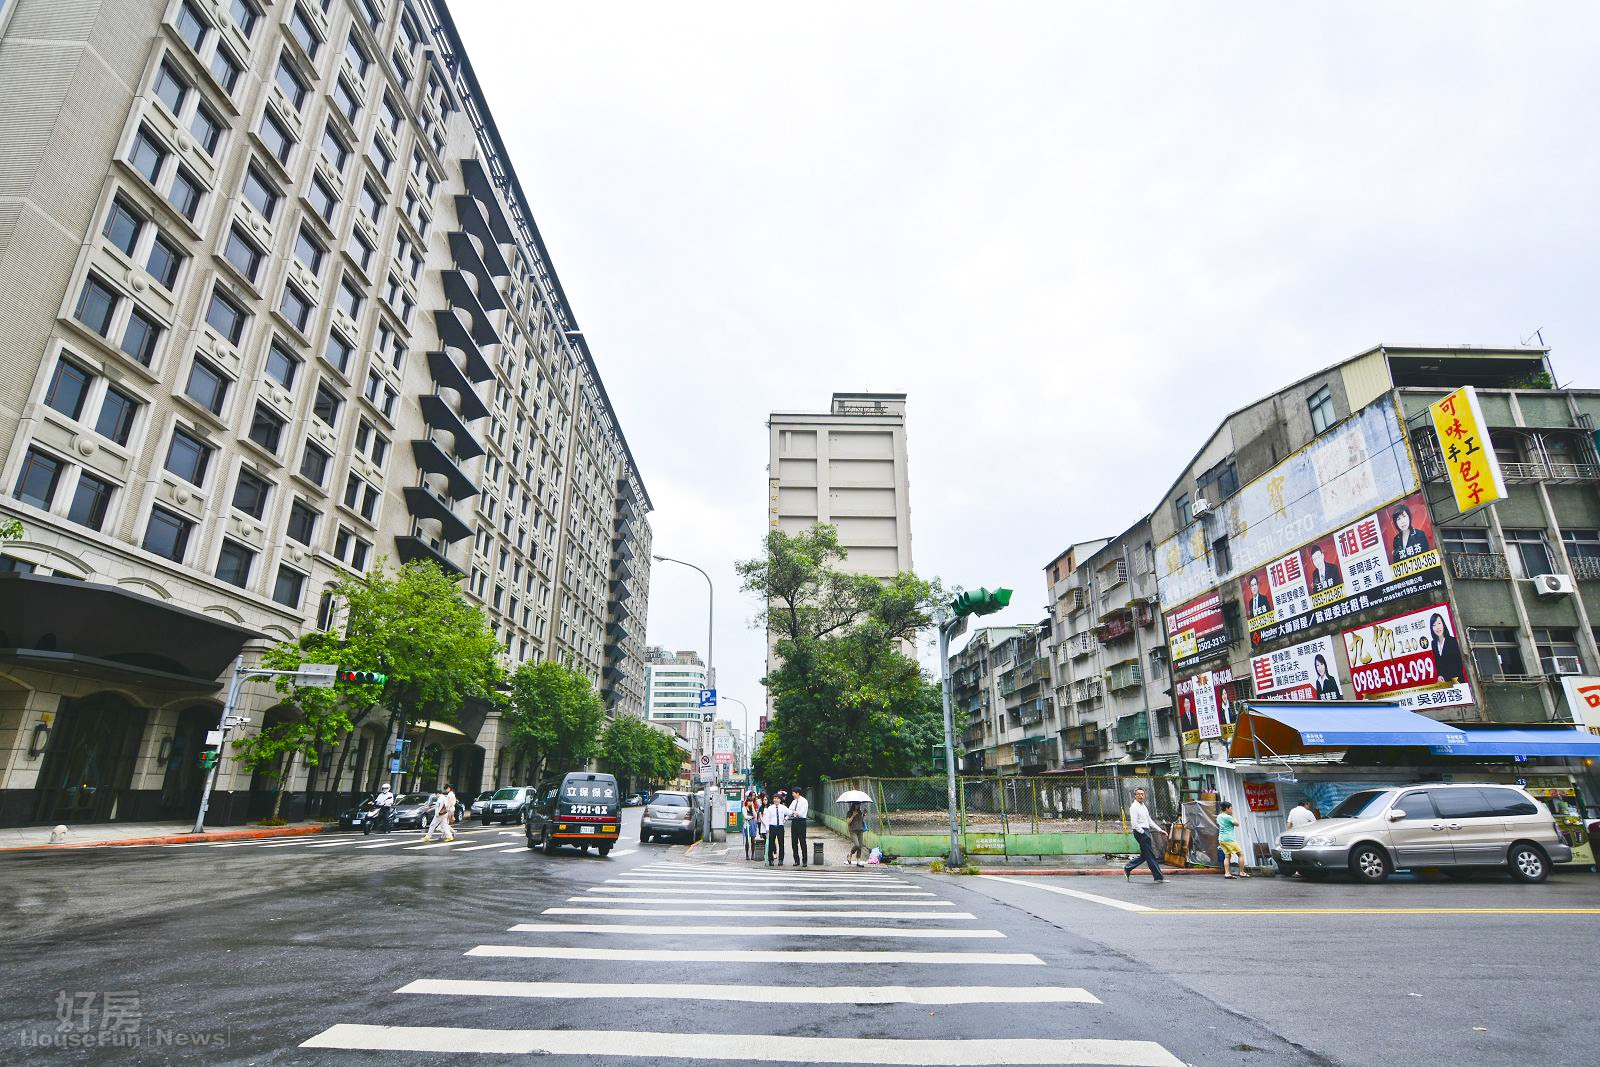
[0,0,650,828]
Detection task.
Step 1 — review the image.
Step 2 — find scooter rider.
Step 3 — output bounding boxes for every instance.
[366,784,396,835]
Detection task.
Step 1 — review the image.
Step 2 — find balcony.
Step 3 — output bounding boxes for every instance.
[607,618,630,640]
[1115,710,1149,745]
[1448,551,1511,580]
[1573,555,1600,581]
[433,311,495,382]
[1017,698,1047,726]
[452,195,512,278]
[402,485,472,543]
[447,231,507,313]
[1060,722,1101,752]
[1014,736,1054,768]
[459,157,518,243]
[1107,662,1144,692]
[1073,677,1102,703]
[425,351,492,419]
[394,534,463,577]
[410,438,479,500]
[1067,632,1096,659]
[610,576,633,602]
[418,394,485,462]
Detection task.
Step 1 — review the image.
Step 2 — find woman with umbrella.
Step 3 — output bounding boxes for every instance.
[837,790,872,866]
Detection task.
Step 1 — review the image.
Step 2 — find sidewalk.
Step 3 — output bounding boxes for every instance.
[687,817,875,869]
[0,819,336,852]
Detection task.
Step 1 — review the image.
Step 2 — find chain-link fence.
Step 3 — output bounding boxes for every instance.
[817,774,1182,837]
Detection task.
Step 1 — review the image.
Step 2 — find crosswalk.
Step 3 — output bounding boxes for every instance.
[298,859,1187,1065]
[142,827,643,861]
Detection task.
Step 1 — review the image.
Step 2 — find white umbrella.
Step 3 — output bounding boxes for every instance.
[835,790,873,804]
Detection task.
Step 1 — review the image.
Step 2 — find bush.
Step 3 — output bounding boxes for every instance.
[256,817,288,827]
[929,858,946,873]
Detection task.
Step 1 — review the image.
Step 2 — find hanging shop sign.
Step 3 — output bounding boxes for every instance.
[1241,491,1445,645]
[1428,386,1506,516]
[1341,602,1475,713]
[1559,676,1600,736]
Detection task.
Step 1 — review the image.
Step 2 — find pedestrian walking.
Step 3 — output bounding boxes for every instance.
[366,784,395,836]
[845,801,867,866]
[762,791,788,866]
[1218,800,1247,878]
[422,785,457,843]
[1121,787,1166,883]
[1286,799,1317,830]
[788,787,809,866]
[743,790,762,860]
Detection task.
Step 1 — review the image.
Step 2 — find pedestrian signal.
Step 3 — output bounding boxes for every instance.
[198,750,219,770]
[339,669,388,685]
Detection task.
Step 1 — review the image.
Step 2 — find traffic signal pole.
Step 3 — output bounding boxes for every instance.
[938,619,963,868]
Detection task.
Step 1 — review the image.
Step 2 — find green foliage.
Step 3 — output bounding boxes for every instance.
[0,517,21,540]
[1515,370,1555,390]
[504,660,605,788]
[741,524,944,788]
[241,558,504,808]
[600,715,684,788]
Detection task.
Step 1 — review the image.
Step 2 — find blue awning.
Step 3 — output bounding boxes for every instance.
[1230,702,1467,759]
[1429,728,1600,757]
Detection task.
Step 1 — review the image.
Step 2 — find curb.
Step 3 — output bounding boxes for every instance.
[0,823,335,853]
[973,867,1233,877]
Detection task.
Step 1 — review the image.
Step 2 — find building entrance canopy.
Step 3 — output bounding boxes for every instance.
[1228,701,1467,759]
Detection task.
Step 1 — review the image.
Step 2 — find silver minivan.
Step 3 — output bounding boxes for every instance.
[1274,783,1572,883]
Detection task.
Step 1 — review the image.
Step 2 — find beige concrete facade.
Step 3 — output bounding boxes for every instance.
[0,0,650,827]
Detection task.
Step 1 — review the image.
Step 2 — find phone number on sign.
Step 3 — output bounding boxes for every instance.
[1352,655,1436,695]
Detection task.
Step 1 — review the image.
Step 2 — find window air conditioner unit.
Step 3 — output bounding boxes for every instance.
[1191,497,1212,516]
[1548,656,1583,676]
[1532,574,1575,597]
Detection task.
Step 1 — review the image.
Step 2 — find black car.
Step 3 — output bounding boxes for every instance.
[526,772,622,856]
[387,792,440,830]
[338,796,380,831]
[481,786,536,825]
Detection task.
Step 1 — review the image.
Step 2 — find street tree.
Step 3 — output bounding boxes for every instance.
[240,559,504,814]
[599,715,683,791]
[0,517,22,540]
[740,524,944,788]
[503,660,605,787]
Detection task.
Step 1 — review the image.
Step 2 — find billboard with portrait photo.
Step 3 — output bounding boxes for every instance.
[1341,602,1474,713]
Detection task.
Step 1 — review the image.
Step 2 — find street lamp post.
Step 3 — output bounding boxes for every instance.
[653,554,715,842]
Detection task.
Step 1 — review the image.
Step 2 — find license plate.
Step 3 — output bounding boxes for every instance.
[1279,850,1292,861]
[580,826,596,834]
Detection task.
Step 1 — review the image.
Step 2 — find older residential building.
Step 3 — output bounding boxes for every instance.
[949,625,1028,774]
[0,0,650,827]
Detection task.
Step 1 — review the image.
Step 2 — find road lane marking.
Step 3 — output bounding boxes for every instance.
[543,907,978,920]
[301,1026,1176,1064]
[208,842,256,848]
[404,841,466,850]
[568,896,955,907]
[979,875,1156,914]
[505,923,1004,939]
[588,887,934,898]
[498,846,528,853]
[453,842,508,852]
[465,946,1044,965]
[257,842,302,848]
[1145,907,1600,916]
[610,876,914,887]
[304,841,359,848]
[396,980,1096,1005]
[354,839,422,849]
[607,848,637,857]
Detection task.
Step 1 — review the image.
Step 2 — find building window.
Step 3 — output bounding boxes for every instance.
[103,198,143,255]
[320,124,350,171]
[223,224,264,282]
[74,275,119,337]
[308,173,337,222]
[334,525,371,570]
[227,0,260,38]
[95,387,139,445]
[345,33,371,77]
[300,441,331,485]
[242,165,281,220]
[323,330,354,374]
[175,1,209,51]
[129,127,167,184]
[190,102,224,156]
[1211,535,1232,574]
[120,308,163,366]
[265,341,300,388]
[354,418,388,466]
[366,137,392,178]
[204,287,248,345]
[166,165,203,221]
[358,180,382,221]
[346,229,374,272]
[312,382,342,426]
[332,77,360,123]
[145,234,185,290]
[232,468,270,518]
[258,109,295,164]
[1442,527,1491,555]
[1503,528,1554,578]
[153,60,190,115]
[343,473,379,520]
[293,227,326,275]
[278,283,313,332]
[164,429,211,485]
[45,358,93,420]
[272,565,306,609]
[336,276,363,317]
[1174,493,1191,527]
[1468,627,1526,679]
[1532,627,1583,675]
[13,447,64,509]
[67,471,115,531]
[286,500,319,545]
[209,46,243,94]
[248,403,285,453]
[215,539,255,587]
[185,357,229,414]
[275,55,309,111]
[1562,529,1600,562]
[143,506,193,561]
[1307,385,1334,434]
[289,5,322,59]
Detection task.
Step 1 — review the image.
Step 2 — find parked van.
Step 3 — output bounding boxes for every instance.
[1274,783,1572,883]
[525,771,622,856]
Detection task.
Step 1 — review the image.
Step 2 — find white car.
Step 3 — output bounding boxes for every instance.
[469,790,494,818]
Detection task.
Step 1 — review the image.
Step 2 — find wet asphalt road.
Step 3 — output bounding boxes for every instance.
[0,813,1595,1066]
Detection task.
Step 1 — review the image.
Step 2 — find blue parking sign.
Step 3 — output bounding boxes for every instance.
[698,688,717,708]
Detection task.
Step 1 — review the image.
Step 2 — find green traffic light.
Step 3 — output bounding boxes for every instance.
[952,586,1014,618]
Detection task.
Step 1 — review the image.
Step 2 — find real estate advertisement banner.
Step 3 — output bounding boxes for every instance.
[1177,666,1237,745]
[1341,602,1474,713]
[1241,491,1445,645]
[1156,395,1418,609]
[1164,591,1229,672]
[1428,386,1507,515]
[1249,636,1344,701]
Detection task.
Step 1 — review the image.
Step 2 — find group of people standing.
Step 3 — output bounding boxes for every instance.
[742,788,810,866]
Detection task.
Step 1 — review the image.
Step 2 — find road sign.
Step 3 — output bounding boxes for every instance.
[698,688,717,708]
[205,730,223,747]
[699,754,712,768]
[698,771,718,783]
[701,712,714,724]
[389,757,402,773]
[296,663,338,688]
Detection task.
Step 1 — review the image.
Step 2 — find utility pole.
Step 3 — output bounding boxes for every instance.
[653,554,716,842]
[941,586,1013,868]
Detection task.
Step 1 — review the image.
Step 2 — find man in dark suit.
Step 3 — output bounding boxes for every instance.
[1307,545,1342,593]
[1246,575,1271,618]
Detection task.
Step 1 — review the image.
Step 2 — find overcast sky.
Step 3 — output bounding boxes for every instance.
[452,1,1600,739]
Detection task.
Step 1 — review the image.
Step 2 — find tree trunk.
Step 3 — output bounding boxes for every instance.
[271,751,297,820]
[328,736,353,808]
[407,718,427,790]
[369,716,396,793]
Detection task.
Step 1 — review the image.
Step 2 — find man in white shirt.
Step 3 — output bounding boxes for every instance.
[788,788,810,867]
[762,793,789,866]
[1286,800,1317,829]
[1122,787,1166,883]
[366,785,395,836]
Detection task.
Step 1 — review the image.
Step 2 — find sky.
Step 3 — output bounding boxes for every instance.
[450,1,1600,740]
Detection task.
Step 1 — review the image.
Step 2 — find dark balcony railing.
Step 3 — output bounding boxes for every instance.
[1572,555,1600,581]
[1447,551,1511,580]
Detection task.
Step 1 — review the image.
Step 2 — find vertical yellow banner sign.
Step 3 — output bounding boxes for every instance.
[1427,386,1506,514]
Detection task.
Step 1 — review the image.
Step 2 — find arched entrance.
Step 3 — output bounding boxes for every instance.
[159,705,216,817]
[247,705,298,820]
[448,744,485,797]
[32,692,148,824]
